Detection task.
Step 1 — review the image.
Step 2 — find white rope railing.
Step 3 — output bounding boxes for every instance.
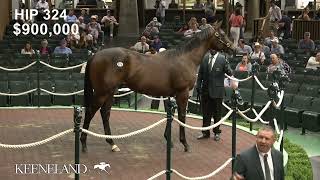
[40,88,83,96]
[0,61,37,72]
[251,108,270,124]
[0,129,73,149]
[172,109,233,131]
[238,108,251,114]
[0,88,37,96]
[147,170,166,180]
[273,118,280,134]
[114,91,134,97]
[272,90,284,108]
[142,95,169,101]
[81,118,167,139]
[225,74,252,82]
[237,101,272,123]
[171,158,232,180]
[222,102,232,111]
[188,99,200,105]
[254,76,268,91]
[39,61,86,71]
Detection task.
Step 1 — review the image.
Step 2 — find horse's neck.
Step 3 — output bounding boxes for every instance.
[185,44,209,67]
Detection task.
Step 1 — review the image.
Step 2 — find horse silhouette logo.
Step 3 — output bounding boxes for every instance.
[93,162,111,173]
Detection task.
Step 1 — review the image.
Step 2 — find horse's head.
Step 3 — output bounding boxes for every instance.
[209,21,235,54]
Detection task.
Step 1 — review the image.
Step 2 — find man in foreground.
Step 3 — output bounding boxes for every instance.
[233,126,284,180]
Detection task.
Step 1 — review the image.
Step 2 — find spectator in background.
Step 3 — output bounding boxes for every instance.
[155,0,166,25]
[168,0,178,9]
[199,18,212,30]
[176,23,189,34]
[150,36,163,52]
[39,39,51,55]
[101,10,119,38]
[204,0,216,23]
[65,10,77,23]
[236,54,252,72]
[278,11,291,39]
[53,39,72,55]
[258,38,271,58]
[298,7,311,21]
[306,51,320,70]
[146,17,162,30]
[131,36,149,53]
[184,21,201,37]
[80,8,91,24]
[236,39,252,55]
[21,41,35,55]
[265,0,281,35]
[78,16,87,30]
[264,31,279,48]
[250,42,266,65]
[268,53,292,76]
[193,0,204,9]
[270,39,285,56]
[229,8,243,47]
[87,15,102,44]
[96,0,106,8]
[314,8,320,20]
[35,0,49,21]
[298,32,315,51]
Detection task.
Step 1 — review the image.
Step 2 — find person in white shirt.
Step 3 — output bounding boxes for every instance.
[21,42,35,56]
[101,10,119,38]
[184,22,201,37]
[131,36,149,53]
[35,0,49,21]
[265,0,281,35]
[306,52,320,70]
[233,126,284,180]
[250,42,266,65]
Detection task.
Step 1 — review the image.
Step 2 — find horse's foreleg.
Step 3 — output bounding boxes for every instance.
[176,91,190,152]
[100,96,120,152]
[80,96,103,153]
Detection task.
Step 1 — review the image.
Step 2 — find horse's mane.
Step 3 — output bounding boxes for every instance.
[162,27,214,58]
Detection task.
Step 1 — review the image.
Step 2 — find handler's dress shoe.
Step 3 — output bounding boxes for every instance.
[197,134,210,140]
[214,133,221,141]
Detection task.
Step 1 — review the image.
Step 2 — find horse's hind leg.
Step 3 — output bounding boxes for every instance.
[176,90,190,152]
[100,95,120,152]
[80,96,104,153]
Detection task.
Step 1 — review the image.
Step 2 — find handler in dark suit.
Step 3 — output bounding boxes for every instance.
[233,126,284,180]
[196,50,235,141]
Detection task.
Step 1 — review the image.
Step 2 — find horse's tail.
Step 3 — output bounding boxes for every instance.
[84,56,93,109]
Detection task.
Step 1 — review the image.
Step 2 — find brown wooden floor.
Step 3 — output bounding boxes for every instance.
[0,109,255,180]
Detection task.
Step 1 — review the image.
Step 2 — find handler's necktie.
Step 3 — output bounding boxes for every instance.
[264,154,271,180]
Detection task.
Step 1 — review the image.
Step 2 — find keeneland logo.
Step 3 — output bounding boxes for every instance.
[93,162,111,173]
[15,164,88,174]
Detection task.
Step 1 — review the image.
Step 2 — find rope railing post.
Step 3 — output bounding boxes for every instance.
[37,55,40,107]
[134,92,138,110]
[231,90,238,172]
[278,77,286,152]
[165,97,174,180]
[73,107,82,180]
[250,62,259,131]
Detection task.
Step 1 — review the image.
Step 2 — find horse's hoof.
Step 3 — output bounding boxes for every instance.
[82,146,88,153]
[184,145,190,152]
[111,145,120,152]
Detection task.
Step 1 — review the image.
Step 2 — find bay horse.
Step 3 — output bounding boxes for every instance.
[80,21,235,153]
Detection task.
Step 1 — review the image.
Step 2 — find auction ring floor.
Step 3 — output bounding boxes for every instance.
[0,108,255,180]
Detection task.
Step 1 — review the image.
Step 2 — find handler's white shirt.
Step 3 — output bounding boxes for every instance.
[257,145,274,180]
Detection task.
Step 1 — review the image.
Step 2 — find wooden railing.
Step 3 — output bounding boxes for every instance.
[292,20,320,40]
